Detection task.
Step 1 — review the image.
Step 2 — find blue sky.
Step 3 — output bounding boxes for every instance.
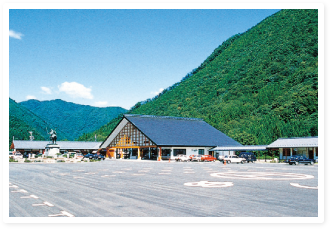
[9,9,280,110]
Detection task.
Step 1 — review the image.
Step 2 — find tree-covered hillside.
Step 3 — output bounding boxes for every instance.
[20,99,127,140]
[79,9,318,145]
[9,98,69,145]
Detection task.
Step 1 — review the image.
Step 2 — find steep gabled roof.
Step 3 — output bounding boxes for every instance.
[122,114,242,147]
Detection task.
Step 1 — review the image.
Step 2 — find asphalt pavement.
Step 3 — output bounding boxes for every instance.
[9,160,318,217]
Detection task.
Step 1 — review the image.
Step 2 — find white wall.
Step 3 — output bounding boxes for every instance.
[168,147,212,159]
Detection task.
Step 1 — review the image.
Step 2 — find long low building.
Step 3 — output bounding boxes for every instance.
[267,136,318,160]
[12,140,102,155]
[210,136,318,160]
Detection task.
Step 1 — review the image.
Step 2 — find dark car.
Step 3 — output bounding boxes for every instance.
[84,153,95,159]
[94,154,105,160]
[286,155,315,165]
[239,152,257,163]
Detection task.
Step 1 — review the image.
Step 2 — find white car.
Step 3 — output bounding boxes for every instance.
[190,155,203,162]
[223,155,246,164]
[10,153,23,160]
[75,153,84,159]
[175,155,190,162]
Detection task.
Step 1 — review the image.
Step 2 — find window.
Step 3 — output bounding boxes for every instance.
[283,148,290,156]
[173,149,186,156]
[198,149,204,155]
[162,149,171,157]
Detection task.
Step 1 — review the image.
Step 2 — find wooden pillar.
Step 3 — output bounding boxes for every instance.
[158,147,162,161]
[106,148,110,159]
[138,148,141,160]
[120,149,123,159]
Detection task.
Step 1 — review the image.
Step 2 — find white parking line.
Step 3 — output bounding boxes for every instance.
[32,201,54,207]
[132,174,145,176]
[11,189,28,193]
[49,210,74,217]
[84,172,96,175]
[9,185,19,188]
[21,195,39,199]
[73,176,84,179]
[159,173,171,175]
[290,183,318,189]
[184,181,234,188]
[60,173,69,176]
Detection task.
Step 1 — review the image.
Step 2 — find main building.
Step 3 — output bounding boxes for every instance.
[100,114,242,160]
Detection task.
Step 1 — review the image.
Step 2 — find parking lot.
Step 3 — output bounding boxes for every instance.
[9,160,318,218]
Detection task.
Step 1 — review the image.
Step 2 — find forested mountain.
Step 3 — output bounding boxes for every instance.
[78,9,318,145]
[19,99,127,140]
[9,98,69,144]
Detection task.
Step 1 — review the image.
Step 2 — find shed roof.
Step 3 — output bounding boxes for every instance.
[267,137,318,148]
[122,114,242,147]
[13,140,101,150]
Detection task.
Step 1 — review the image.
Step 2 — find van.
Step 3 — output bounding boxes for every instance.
[239,152,256,163]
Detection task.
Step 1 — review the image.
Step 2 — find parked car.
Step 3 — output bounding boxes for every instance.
[191,155,203,162]
[239,152,257,163]
[75,153,84,159]
[94,154,105,160]
[84,153,95,159]
[223,155,246,164]
[201,155,217,162]
[218,155,226,162]
[175,155,190,162]
[286,155,315,165]
[10,152,23,160]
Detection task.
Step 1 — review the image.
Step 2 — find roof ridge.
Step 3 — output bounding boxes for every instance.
[124,114,204,121]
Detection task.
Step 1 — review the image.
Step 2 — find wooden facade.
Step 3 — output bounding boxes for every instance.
[108,122,156,148]
[106,122,160,160]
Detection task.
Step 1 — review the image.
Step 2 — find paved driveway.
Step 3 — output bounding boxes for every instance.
[9,160,318,217]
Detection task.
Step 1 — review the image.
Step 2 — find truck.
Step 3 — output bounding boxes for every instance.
[239,152,257,163]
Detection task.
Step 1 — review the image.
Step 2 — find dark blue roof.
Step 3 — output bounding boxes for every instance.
[124,114,242,147]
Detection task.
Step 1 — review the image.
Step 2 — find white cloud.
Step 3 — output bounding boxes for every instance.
[9,30,23,39]
[41,86,52,94]
[94,101,108,107]
[58,82,93,99]
[151,88,164,96]
[26,95,36,100]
